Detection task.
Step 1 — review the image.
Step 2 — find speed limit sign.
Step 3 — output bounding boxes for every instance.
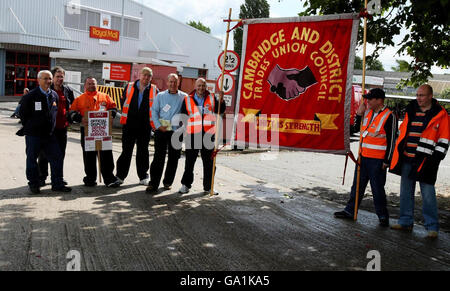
[218,50,240,73]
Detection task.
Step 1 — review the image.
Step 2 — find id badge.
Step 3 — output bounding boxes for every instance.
[35,102,42,111]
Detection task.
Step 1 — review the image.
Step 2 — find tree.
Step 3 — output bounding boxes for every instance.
[354,56,384,71]
[298,0,449,87]
[187,21,211,34]
[391,60,411,72]
[233,0,270,58]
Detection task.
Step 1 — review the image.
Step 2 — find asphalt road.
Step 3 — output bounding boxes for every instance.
[0,102,449,271]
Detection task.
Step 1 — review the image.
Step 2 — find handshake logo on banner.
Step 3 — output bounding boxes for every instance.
[268,65,317,101]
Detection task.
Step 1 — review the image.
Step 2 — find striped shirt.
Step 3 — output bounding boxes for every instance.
[403,111,427,159]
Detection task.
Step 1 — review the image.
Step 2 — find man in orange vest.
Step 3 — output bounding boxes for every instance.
[390,84,449,239]
[116,67,158,186]
[334,88,397,227]
[178,78,225,195]
[69,77,120,187]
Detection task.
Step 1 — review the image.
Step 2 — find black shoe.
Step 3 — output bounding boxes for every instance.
[52,186,72,192]
[146,185,158,194]
[334,211,354,220]
[379,218,390,227]
[39,180,46,187]
[63,180,68,186]
[84,181,97,187]
[29,186,40,194]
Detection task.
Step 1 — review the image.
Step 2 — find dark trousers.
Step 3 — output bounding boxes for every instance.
[181,147,215,191]
[80,128,116,185]
[38,127,68,182]
[25,135,64,187]
[150,130,181,188]
[344,156,389,219]
[116,125,151,181]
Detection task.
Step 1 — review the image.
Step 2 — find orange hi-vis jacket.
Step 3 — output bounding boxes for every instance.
[69,91,116,117]
[185,93,216,135]
[120,82,157,128]
[360,107,393,159]
[390,99,449,185]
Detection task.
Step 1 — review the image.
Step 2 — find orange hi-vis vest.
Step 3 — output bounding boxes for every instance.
[185,94,216,134]
[360,106,392,159]
[391,107,449,171]
[120,82,157,128]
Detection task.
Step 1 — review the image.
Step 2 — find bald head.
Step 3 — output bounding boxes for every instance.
[416,84,433,111]
[195,78,207,97]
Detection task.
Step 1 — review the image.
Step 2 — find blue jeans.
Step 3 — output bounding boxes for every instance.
[25,135,64,187]
[344,157,389,220]
[398,162,439,231]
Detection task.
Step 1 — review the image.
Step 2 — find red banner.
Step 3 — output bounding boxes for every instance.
[90,26,120,42]
[234,15,359,153]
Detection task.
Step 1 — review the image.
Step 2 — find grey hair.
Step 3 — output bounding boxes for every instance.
[38,70,53,79]
[167,73,179,80]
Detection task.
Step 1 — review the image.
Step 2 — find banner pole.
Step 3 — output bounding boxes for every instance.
[210,8,232,197]
[354,0,368,221]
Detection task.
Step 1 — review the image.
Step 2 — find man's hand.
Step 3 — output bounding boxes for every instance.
[382,163,389,170]
[357,100,367,116]
[217,90,224,103]
[81,114,88,127]
[158,126,168,132]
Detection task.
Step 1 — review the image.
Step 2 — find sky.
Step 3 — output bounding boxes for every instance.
[140,0,448,74]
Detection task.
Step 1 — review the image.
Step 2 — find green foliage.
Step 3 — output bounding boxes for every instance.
[440,88,450,99]
[354,56,384,71]
[233,0,270,58]
[299,0,450,87]
[391,60,411,72]
[187,21,211,34]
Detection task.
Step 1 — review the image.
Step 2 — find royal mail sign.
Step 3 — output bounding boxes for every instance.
[89,26,120,42]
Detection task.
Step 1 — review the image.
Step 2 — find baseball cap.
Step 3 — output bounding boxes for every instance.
[363,88,385,99]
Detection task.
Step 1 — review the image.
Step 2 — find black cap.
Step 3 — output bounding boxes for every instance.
[363,88,385,99]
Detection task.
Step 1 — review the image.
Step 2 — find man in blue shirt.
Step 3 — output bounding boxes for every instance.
[146,74,187,194]
[19,70,71,194]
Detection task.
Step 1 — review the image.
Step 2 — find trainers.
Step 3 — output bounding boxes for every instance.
[51,186,72,192]
[334,211,354,220]
[179,185,190,194]
[139,178,150,186]
[163,184,172,190]
[145,185,157,194]
[426,231,438,239]
[116,177,124,185]
[390,224,413,231]
[379,218,390,227]
[107,179,121,188]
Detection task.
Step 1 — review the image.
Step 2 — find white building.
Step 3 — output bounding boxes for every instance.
[0,0,223,96]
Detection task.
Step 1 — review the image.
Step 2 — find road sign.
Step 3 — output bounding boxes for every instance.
[216,73,235,95]
[218,50,240,72]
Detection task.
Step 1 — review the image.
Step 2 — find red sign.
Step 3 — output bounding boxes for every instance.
[110,64,131,81]
[90,26,120,42]
[235,16,359,154]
